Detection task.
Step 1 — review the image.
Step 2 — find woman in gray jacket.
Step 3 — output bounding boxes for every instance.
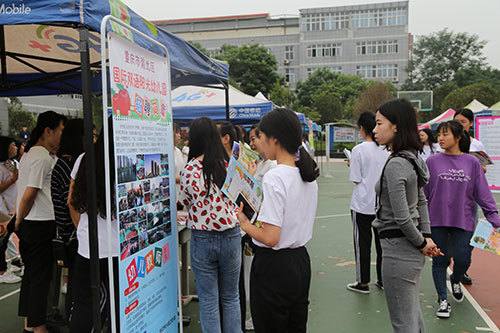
[372,99,442,333]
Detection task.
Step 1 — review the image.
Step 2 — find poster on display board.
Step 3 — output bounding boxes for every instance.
[475,116,500,192]
[108,33,178,332]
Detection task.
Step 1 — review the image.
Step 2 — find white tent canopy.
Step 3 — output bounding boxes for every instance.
[465,99,488,113]
[254,92,269,101]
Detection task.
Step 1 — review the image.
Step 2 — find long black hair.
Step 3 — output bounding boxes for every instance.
[57,119,85,158]
[71,117,115,218]
[25,111,67,152]
[377,99,422,153]
[0,136,16,162]
[258,108,319,182]
[454,108,474,123]
[188,117,227,194]
[357,111,377,144]
[437,120,471,153]
[420,128,437,153]
[216,120,237,161]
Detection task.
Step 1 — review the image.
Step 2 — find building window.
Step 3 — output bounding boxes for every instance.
[356,40,398,55]
[307,66,342,77]
[285,46,295,61]
[307,43,341,58]
[285,68,295,83]
[356,64,398,79]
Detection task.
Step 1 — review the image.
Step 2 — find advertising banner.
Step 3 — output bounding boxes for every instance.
[476,116,500,191]
[108,33,178,332]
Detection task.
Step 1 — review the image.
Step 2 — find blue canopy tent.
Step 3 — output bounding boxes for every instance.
[0,1,229,329]
[172,85,273,125]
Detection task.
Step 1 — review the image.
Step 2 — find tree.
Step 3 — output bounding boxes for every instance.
[407,29,487,90]
[453,67,500,92]
[269,82,296,108]
[8,97,36,138]
[311,91,344,124]
[215,43,280,96]
[351,82,395,121]
[295,68,369,122]
[441,83,498,112]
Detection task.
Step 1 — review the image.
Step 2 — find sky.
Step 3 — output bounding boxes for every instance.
[121,0,500,69]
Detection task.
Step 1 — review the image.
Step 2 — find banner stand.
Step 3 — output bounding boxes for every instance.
[100,15,182,332]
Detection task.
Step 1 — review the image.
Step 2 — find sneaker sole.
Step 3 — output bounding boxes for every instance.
[346,286,370,294]
[436,311,451,318]
[452,295,464,303]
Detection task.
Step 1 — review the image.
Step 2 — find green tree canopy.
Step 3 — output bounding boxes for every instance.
[441,83,498,112]
[215,43,280,96]
[453,67,500,92]
[188,41,210,57]
[407,29,487,90]
[351,82,395,121]
[269,82,296,109]
[417,81,458,123]
[8,97,36,138]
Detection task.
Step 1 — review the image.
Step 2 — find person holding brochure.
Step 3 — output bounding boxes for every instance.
[237,108,319,332]
[347,112,389,294]
[424,120,500,319]
[372,99,442,333]
[178,117,241,333]
[248,124,277,185]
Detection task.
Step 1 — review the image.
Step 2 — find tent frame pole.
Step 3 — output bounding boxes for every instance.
[79,25,102,331]
[0,25,7,89]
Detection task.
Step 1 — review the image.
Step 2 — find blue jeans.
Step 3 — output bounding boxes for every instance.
[191,226,242,333]
[431,227,473,301]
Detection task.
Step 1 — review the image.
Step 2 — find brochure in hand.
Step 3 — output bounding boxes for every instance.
[470,218,500,255]
[470,151,493,165]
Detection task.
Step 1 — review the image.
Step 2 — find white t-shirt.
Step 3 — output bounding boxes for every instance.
[470,138,486,153]
[181,146,189,165]
[16,146,56,220]
[174,147,185,201]
[253,165,318,250]
[253,159,277,185]
[349,142,390,215]
[70,153,119,258]
[0,161,18,215]
[420,143,442,161]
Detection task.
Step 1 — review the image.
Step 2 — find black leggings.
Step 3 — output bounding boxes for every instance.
[70,254,119,333]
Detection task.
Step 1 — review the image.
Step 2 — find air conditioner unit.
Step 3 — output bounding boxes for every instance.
[284,81,290,87]
[283,59,290,65]
[391,77,399,83]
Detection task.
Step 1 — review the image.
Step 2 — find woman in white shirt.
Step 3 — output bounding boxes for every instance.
[237,108,319,332]
[248,124,277,185]
[419,128,441,161]
[69,119,119,332]
[347,112,390,294]
[15,111,66,333]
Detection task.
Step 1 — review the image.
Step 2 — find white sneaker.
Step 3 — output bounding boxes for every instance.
[245,318,254,330]
[9,264,21,273]
[0,270,22,284]
[61,283,67,294]
[436,299,451,318]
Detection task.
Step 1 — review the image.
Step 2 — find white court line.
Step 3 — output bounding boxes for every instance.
[0,288,20,301]
[446,268,500,333]
[315,213,350,219]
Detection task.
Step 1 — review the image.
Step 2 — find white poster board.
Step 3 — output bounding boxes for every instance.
[476,116,500,192]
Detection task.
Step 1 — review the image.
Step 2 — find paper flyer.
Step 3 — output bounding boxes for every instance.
[108,33,178,332]
[231,141,260,171]
[470,218,500,255]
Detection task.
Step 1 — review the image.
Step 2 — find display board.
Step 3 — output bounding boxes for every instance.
[476,116,500,192]
[108,32,178,332]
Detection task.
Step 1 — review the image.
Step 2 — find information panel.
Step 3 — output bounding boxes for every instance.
[108,33,178,332]
[476,116,500,191]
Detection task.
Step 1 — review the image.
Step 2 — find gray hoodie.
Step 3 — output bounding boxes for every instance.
[372,150,431,247]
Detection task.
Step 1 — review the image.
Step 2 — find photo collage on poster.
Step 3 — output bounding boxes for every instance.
[117,153,171,260]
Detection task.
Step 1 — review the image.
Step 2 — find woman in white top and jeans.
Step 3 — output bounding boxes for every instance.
[15,111,66,333]
[237,108,319,332]
[347,112,390,294]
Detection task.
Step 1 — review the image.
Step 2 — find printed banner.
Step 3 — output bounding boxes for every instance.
[108,32,178,332]
[475,116,500,191]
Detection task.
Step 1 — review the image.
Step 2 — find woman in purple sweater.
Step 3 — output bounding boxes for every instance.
[424,120,500,319]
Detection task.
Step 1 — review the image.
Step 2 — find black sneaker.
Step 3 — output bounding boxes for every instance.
[375,280,384,290]
[461,273,472,285]
[347,282,369,294]
[451,282,464,302]
[436,300,451,318]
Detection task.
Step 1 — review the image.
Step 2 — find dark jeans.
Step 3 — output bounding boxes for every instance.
[0,217,15,272]
[250,246,311,333]
[18,220,56,327]
[431,227,473,301]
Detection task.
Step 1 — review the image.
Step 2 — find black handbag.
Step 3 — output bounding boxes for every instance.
[52,228,75,267]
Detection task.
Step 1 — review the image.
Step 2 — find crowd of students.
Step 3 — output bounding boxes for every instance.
[1,100,498,333]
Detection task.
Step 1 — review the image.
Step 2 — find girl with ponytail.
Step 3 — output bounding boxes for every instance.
[237,108,319,332]
[346,111,390,294]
